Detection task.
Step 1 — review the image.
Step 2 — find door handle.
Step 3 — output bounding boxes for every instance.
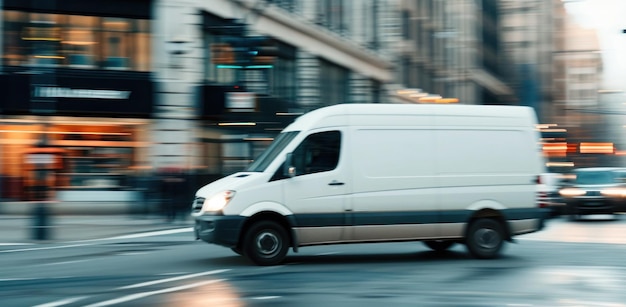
[328,181,345,186]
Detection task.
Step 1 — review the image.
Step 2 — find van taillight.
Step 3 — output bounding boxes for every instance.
[535,175,542,184]
[537,191,548,208]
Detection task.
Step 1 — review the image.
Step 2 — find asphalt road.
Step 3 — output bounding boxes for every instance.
[2,216,626,307]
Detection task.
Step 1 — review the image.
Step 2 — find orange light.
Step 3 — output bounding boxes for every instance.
[434,98,459,104]
[566,143,577,153]
[542,142,567,157]
[579,142,614,154]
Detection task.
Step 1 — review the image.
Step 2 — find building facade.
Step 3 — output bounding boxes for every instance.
[0,0,154,202]
[0,0,529,202]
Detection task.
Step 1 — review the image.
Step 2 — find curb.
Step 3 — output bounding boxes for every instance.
[0,201,161,216]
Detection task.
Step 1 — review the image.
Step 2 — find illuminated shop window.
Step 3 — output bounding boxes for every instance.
[2,10,151,72]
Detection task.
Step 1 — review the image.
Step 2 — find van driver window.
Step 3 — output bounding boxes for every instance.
[293,131,341,176]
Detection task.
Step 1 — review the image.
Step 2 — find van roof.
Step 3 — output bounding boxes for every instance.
[283,103,537,132]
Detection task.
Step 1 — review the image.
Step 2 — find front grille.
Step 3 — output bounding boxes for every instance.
[586,191,601,197]
[192,197,205,213]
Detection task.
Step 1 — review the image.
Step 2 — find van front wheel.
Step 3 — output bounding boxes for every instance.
[243,221,289,266]
[465,218,504,259]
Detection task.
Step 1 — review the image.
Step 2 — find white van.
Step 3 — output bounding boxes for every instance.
[192,103,548,265]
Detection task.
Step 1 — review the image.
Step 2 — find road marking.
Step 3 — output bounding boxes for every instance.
[252,296,281,300]
[33,296,89,307]
[156,272,190,276]
[116,269,230,290]
[0,243,91,254]
[0,243,34,246]
[72,227,193,243]
[0,278,36,282]
[0,227,192,253]
[41,259,90,266]
[84,279,225,307]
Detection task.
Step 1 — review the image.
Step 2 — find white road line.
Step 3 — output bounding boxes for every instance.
[41,259,90,266]
[84,279,225,307]
[0,243,92,254]
[33,296,89,307]
[0,227,192,253]
[116,269,230,290]
[156,272,190,276]
[252,296,281,300]
[71,227,193,243]
[0,278,36,282]
[0,243,34,246]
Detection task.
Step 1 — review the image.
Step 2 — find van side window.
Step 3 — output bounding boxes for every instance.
[293,131,341,176]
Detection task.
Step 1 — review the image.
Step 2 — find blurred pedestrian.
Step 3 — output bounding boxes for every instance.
[160,168,188,223]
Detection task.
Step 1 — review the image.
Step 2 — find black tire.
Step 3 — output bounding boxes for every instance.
[465,218,505,259]
[423,240,455,252]
[231,247,243,255]
[242,221,289,266]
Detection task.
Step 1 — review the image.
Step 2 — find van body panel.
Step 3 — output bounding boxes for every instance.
[509,219,541,235]
[349,222,438,241]
[193,103,547,261]
[293,226,348,245]
[239,201,293,217]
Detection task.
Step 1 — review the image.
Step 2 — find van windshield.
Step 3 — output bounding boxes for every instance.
[246,131,299,172]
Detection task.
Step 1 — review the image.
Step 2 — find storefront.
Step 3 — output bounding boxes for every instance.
[0,72,153,201]
[0,0,153,201]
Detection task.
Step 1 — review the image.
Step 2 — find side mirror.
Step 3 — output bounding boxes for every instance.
[283,152,296,178]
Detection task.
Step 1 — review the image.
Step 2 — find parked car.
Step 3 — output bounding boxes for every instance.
[538,173,566,217]
[559,167,626,220]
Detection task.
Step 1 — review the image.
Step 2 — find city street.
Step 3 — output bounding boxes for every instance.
[1,215,626,306]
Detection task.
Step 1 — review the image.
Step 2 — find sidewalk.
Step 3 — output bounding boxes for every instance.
[0,214,193,244]
[0,199,198,244]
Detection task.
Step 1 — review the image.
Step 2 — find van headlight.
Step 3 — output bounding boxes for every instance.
[559,188,586,197]
[601,188,626,197]
[202,190,236,212]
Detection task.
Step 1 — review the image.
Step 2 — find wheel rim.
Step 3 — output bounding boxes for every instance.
[474,228,500,249]
[256,231,281,257]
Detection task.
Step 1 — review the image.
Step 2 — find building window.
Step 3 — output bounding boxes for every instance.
[320,59,349,106]
[2,10,151,71]
[316,0,345,34]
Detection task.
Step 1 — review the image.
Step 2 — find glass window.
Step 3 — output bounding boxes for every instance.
[320,59,349,105]
[64,15,97,68]
[2,10,151,71]
[292,131,341,176]
[246,131,299,172]
[102,18,130,70]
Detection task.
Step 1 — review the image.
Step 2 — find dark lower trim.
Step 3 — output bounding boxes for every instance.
[195,215,246,247]
[293,208,545,228]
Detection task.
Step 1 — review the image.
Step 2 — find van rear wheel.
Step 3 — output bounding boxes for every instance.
[465,218,504,259]
[423,240,455,252]
[243,221,289,266]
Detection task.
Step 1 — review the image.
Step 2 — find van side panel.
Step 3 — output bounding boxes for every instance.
[435,123,542,237]
[350,119,439,241]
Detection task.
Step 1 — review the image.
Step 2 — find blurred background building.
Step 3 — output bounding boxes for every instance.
[0,0,621,205]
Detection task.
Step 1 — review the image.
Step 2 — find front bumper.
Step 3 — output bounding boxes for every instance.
[564,198,619,215]
[194,214,247,248]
